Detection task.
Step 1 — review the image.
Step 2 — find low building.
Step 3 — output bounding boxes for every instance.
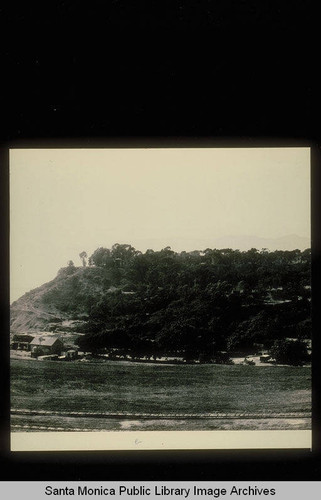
[30,335,64,357]
[11,334,35,351]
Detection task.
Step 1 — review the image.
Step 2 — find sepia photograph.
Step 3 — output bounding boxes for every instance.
[9,148,311,450]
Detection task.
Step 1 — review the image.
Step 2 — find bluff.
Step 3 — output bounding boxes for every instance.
[10,245,311,361]
[10,266,106,333]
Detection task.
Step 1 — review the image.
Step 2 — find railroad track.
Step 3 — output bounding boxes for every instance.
[11,408,311,420]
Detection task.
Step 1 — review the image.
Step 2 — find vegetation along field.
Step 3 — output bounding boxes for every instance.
[11,359,311,431]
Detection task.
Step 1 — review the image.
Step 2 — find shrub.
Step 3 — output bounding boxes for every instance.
[270,339,308,366]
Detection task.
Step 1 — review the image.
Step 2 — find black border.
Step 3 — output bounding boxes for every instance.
[1,0,319,480]
[1,139,320,481]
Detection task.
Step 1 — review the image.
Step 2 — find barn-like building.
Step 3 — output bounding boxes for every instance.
[30,335,64,357]
[11,334,35,351]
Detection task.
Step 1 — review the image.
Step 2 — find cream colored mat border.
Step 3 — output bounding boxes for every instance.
[11,430,311,451]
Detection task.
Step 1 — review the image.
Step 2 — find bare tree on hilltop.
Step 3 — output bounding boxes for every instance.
[79,251,87,267]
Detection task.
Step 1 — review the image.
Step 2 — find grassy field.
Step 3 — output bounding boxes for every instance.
[11,359,311,431]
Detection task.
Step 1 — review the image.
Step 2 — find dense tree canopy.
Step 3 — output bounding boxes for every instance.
[73,244,311,363]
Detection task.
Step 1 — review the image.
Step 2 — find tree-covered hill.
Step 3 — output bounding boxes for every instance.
[10,244,311,360]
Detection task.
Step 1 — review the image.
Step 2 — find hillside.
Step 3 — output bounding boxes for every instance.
[11,244,311,361]
[10,266,106,333]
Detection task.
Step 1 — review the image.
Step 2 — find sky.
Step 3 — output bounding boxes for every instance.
[10,148,310,303]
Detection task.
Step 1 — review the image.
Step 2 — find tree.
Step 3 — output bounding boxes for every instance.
[111,243,139,262]
[88,247,112,267]
[270,339,308,366]
[227,311,278,353]
[79,251,87,267]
